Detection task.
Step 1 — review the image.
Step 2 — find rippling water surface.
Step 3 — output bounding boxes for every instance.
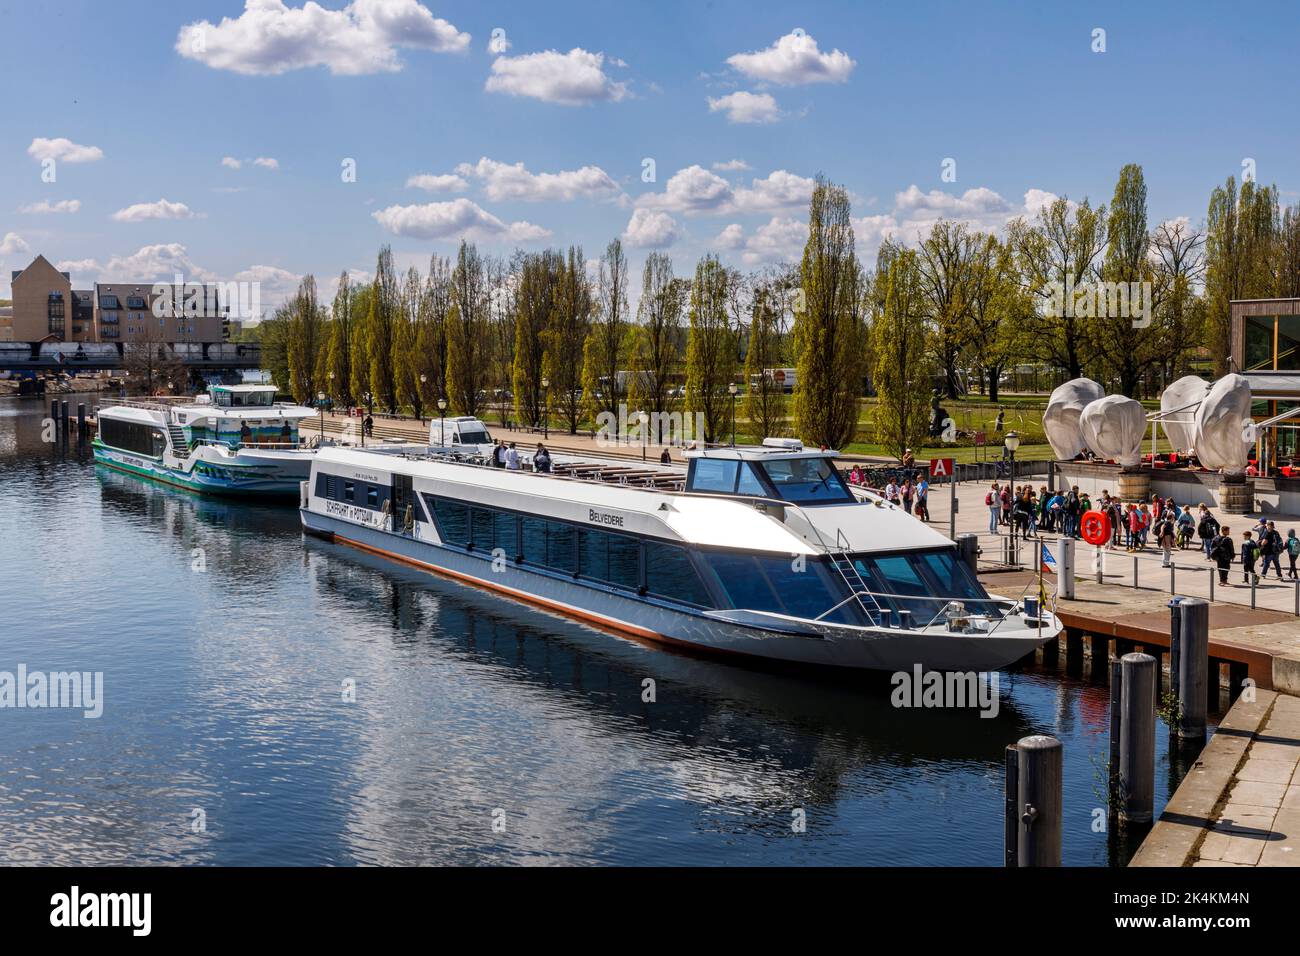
[0,394,1196,865]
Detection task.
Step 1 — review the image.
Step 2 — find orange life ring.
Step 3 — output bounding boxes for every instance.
[1080,510,1110,546]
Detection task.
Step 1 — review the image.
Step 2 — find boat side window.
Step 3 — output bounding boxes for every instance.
[427,496,470,546]
[578,529,640,589]
[689,458,739,494]
[703,553,850,621]
[644,542,714,607]
[547,521,578,573]
[344,481,354,502]
[521,517,548,564]
[99,418,167,458]
[494,510,518,558]
[367,486,379,508]
[470,508,493,551]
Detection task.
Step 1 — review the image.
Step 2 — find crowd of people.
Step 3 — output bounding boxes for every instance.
[983,480,1300,584]
[845,463,932,521]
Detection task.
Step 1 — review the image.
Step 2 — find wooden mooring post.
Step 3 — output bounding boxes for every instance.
[1176,598,1208,740]
[1117,653,1157,824]
[1005,735,1062,867]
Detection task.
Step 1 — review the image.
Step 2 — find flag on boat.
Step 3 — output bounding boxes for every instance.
[1040,543,1057,574]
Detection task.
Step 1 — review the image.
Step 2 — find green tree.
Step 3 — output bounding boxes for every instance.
[367,247,400,412]
[286,274,326,405]
[1011,194,1107,379]
[348,282,374,409]
[917,220,979,399]
[1095,163,1161,396]
[632,252,685,444]
[543,246,592,434]
[447,241,489,417]
[393,266,424,418]
[324,271,355,406]
[582,238,629,434]
[743,273,788,439]
[513,250,562,428]
[868,247,934,460]
[685,255,737,445]
[794,176,865,450]
[1206,176,1279,374]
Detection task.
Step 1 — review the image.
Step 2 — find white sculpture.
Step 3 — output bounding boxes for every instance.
[1043,377,1105,460]
[1193,373,1254,477]
[1160,375,1211,454]
[1079,395,1147,467]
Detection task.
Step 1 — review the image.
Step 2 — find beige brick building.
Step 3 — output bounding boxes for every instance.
[8,254,229,344]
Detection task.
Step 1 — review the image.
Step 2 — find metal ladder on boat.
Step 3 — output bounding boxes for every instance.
[166,423,191,459]
[828,549,886,626]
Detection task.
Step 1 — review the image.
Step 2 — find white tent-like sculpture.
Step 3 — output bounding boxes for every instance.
[1159,375,1211,454]
[1079,395,1147,468]
[1193,373,1254,477]
[1043,378,1105,460]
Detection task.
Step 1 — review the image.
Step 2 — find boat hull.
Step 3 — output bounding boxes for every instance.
[300,508,1056,673]
[93,440,308,497]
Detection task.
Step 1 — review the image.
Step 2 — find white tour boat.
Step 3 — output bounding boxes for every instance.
[298,439,1061,672]
[93,383,323,497]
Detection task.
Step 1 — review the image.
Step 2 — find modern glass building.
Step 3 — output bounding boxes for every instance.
[1232,298,1300,474]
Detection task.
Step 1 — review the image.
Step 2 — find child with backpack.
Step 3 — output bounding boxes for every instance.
[1241,530,1260,585]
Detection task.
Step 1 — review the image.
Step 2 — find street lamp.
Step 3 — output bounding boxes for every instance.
[419,374,427,423]
[437,397,447,447]
[317,391,326,443]
[728,383,739,447]
[541,376,550,440]
[1004,430,1020,483]
[638,410,649,462]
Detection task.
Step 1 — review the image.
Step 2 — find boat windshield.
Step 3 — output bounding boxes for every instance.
[457,429,491,445]
[212,388,275,408]
[758,456,853,504]
[846,548,1000,624]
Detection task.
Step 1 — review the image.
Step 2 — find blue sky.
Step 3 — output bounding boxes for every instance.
[2,0,1297,312]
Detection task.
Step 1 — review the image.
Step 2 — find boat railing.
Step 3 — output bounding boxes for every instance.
[94,398,179,417]
[189,437,317,452]
[813,582,1056,636]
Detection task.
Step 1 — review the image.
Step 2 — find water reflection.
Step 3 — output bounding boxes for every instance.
[0,395,1185,865]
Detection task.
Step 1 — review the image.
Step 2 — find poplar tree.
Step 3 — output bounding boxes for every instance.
[868,246,934,460]
[743,274,787,438]
[286,274,325,405]
[633,253,685,444]
[368,247,399,412]
[513,250,562,429]
[685,255,736,445]
[543,246,591,434]
[794,176,865,450]
[1205,175,1279,374]
[325,271,355,407]
[581,238,628,435]
[447,241,489,417]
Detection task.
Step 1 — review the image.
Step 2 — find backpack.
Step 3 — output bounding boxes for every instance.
[1289,537,1300,557]
[986,491,995,506]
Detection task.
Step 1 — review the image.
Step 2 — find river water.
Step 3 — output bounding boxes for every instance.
[0,393,1198,865]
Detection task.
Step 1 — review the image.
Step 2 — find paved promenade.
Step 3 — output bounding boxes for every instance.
[1132,689,1300,867]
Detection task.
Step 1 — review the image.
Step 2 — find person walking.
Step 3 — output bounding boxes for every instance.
[1176,506,1195,549]
[1261,521,1284,579]
[1287,528,1300,579]
[916,477,930,522]
[1158,513,1176,567]
[505,441,521,470]
[1197,505,1219,558]
[1241,530,1260,585]
[1000,483,1012,527]
[986,482,1001,534]
[1210,525,1235,585]
[902,478,914,516]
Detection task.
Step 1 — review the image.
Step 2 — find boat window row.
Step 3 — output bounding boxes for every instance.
[423,495,713,607]
[686,455,854,504]
[98,418,167,458]
[315,473,387,511]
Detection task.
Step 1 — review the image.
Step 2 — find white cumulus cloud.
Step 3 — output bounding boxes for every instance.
[622,209,680,249]
[27,137,104,163]
[637,166,815,217]
[406,173,469,192]
[176,0,470,76]
[20,199,81,214]
[59,243,217,282]
[1,233,31,256]
[485,48,628,105]
[221,156,243,169]
[454,157,622,202]
[111,199,199,223]
[372,198,550,242]
[727,31,855,85]
[707,91,780,124]
[252,157,279,170]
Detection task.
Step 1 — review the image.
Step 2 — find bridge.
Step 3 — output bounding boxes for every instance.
[0,341,262,372]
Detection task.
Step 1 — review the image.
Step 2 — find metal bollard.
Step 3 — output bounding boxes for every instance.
[956,534,979,574]
[1177,599,1209,740]
[1007,735,1062,867]
[1133,555,1139,589]
[1118,652,1157,823]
